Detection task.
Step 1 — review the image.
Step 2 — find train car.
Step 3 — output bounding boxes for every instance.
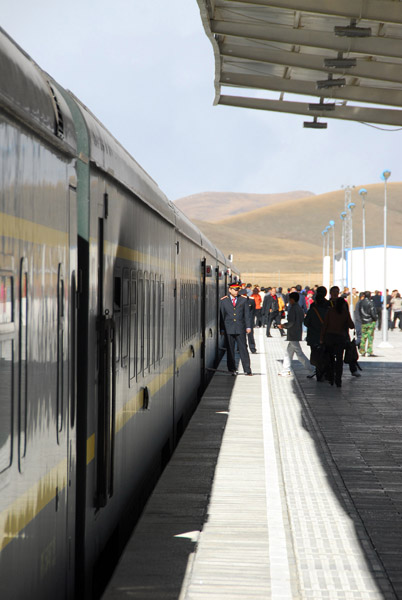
[0,27,240,600]
[0,28,79,600]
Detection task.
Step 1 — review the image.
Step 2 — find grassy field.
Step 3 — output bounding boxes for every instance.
[175,190,313,222]
[175,183,402,287]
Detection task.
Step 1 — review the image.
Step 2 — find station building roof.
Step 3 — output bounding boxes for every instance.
[196,0,402,128]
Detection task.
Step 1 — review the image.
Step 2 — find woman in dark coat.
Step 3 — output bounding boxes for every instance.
[320,296,354,387]
[304,286,329,381]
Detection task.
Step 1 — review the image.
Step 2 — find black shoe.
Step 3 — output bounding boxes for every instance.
[245,371,253,376]
[251,350,257,354]
[230,371,238,376]
[366,354,377,357]
[266,334,272,338]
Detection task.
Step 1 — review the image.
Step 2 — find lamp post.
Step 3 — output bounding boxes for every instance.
[359,188,368,291]
[322,227,330,292]
[347,202,355,320]
[342,185,355,250]
[340,211,347,289]
[329,220,335,285]
[379,170,392,348]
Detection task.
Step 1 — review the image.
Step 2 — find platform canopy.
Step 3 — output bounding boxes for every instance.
[196,0,402,127]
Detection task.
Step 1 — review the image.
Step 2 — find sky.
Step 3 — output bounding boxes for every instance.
[3,1,402,201]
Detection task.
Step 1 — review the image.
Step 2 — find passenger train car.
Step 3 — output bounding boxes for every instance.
[0,28,239,599]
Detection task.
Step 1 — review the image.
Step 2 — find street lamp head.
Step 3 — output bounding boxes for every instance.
[382,170,391,181]
[359,188,368,196]
[348,202,356,210]
[340,211,347,220]
[329,220,335,227]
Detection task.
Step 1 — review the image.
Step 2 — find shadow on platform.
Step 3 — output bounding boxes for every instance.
[292,358,402,599]
[102,368,236,600]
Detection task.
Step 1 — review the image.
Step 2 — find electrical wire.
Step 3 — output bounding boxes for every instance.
[359,121,402,131]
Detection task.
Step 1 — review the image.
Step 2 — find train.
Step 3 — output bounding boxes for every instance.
[0,28,239,599]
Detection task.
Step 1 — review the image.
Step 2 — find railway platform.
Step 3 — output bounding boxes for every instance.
[102,328,402,600]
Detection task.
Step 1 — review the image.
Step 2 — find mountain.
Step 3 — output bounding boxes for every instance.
[188,183,402,288]
[174,190,314,223]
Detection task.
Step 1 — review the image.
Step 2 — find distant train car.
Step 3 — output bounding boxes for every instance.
[0,27,239,599]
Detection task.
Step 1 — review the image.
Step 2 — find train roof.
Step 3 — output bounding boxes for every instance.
[0,28,77,153]
[67,92,175,225]
[0,26,239,274]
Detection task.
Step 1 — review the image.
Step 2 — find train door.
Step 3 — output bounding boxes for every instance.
[215,266,220,360]
[173,239,178,438]
[66,186,78,597]
[95,197,116,509]
[200,258,207,384]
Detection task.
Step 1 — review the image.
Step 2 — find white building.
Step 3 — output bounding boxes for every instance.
[327,245,402,293]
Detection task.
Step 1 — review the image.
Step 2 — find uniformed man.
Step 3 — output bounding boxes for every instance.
[238,288,257,353]
[220,283,253,375]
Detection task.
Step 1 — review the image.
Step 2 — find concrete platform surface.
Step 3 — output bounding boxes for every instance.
[102,327,402,600]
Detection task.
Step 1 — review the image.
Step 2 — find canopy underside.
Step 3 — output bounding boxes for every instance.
[196,0,402,127]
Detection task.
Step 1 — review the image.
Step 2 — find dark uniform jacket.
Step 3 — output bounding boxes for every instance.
[220,295,252,335]
[239,292,256,323]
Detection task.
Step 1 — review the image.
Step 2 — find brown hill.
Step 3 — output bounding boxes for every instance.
[192,182,402,287]
[174,190,314,223]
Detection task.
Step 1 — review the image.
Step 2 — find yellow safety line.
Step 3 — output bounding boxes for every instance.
[0,340,203,553]
[0,212,68,246]
[0,459,67,552]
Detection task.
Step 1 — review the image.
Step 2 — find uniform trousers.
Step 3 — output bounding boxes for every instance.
[254,308,262,327]
[225,332,251,373]
[247,328,256,352]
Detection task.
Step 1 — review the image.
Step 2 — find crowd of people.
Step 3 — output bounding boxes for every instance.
[220,282,401,387]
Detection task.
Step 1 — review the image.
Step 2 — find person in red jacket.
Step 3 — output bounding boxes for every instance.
[251,287,263,327]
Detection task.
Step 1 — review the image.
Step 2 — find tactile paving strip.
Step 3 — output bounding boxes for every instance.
[263,330,396,600]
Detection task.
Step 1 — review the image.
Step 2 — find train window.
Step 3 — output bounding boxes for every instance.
[114,273,121,363]
[19,263,28,464]
[144,274,150,370]
[160,278,164,360]
[129,272,137,382]
[184,283,188,343]
[121,271,129,368]
[114,275,121,310]
[138,275,144,377]
[150,276,155,368]
[179,281,199,346]
[0,339,13,472]
[155,279,160,361]
[180,282,184,346]
[0,276,13,324]
[57,265,64,441]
